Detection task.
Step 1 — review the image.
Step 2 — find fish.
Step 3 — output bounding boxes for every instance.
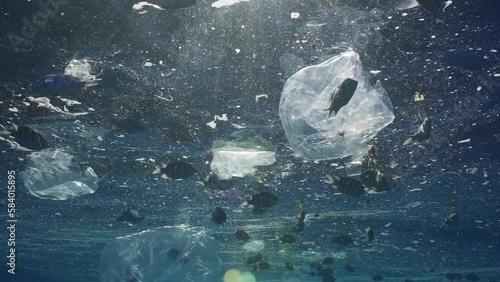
[464,272,480,281]
[445,272,463,281]
[257,261,271,270]
[332,234,354,246]
[0,124,48,150]
[360,168,396,192]
[116,208,145,226]
[403,117,432,145]
[247,192,279,214]
[202,173,233,190]
[35,74,100,94]
[325,175,365,197]
[324,78,358,118]
[152,161,197,180]
[292,199,306,232]
[285,262,294,271]
[396,0,452,12]
[280,234,296,244]
[344,264,356,272]
[322,257,334,265]
[246,253,263,265]
[211,207,226,224]
[366,226,374,241]
[443,213,459,226]
[235,230,250,241]
[373,274,384,281]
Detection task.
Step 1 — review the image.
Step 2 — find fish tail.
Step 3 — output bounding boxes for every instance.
[324,174,335,184]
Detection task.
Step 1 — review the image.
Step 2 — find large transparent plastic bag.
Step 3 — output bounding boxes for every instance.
[100,226,221,282]
[20,148,99,200]
[279,50,395,160]
[210,130,276,180]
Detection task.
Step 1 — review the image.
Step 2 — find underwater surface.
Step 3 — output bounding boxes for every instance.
[0,0,499,281]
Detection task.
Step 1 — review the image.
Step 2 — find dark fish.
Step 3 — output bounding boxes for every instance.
[203,173,233,190]
[258,261,271,270]
[366,226,374,241]
[35,74,100,94]
[246,254,263,265]
[153,161,197,180]
[285,262,294,271]
[326,175,365,197]
[247,192,279,214]
[166,247,190,264]
[325,78,358,118]
[404,279,414,282]
[322,257,334,265]
[1,124,48,150]
[211,207,226,224]
[235,230,250,241]
[445,272,463,281]
[404,117,432,145]
[465,272,480,281]
[443,213,459,226]
[332,234,354,246]
[373,274,384,281]
[292,199,306,232]
[116,208,145,226]
[360,168,396,192]
[280,234,296,244]
[344,264,356,272]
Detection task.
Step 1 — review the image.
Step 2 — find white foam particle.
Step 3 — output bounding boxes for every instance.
[370,70,381,74]
[291,12,300,19]
[458,138,471,144]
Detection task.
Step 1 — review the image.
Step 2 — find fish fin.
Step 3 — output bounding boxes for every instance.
[324,174,335,184]
[161,174,169,179]
[0,130,10,136]
[396,0,419,10]
[152,165,161,174]
[403,136,414,145]
[83,79,101,88]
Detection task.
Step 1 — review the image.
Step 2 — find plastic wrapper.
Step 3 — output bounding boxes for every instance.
[210,130,276,180]
[99,226,221,282]
[20,149,99,200]
[279,50,394,160]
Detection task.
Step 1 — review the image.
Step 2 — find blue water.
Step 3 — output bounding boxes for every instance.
[1,0,500,281]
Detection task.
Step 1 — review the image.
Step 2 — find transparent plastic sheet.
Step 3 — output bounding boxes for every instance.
[99,226,221,282]
[279,50,395,160]
[20,148,99,200]
[210,130,276,180]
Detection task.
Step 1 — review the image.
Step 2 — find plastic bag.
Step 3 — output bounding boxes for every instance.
[279,50,394,160]
[99,226,221,282]
[210,130,276,180]
[20,149,99,200]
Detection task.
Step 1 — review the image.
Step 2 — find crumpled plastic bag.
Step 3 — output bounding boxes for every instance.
[20,148,99,200]
[210,130,276,180]
[99,226,221,282]
[279,50,394,160]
